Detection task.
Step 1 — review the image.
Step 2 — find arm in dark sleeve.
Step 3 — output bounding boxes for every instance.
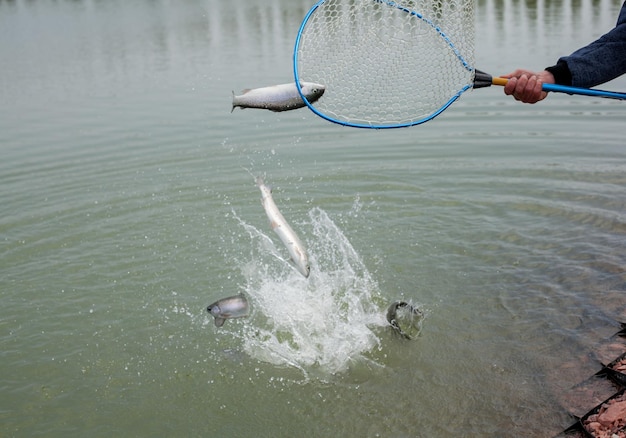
[545,2,626,88]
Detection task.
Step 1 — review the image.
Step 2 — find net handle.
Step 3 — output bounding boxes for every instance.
[487,74,626,100]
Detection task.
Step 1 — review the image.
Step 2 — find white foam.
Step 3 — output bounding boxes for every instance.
[235,207,387,376]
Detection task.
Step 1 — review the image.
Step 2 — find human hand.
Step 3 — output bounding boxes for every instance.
[501,69,555,104]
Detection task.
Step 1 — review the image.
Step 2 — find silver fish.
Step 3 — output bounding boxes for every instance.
[257,177,310,278]
[207,294,249,327]
[231,82,325,112]
[386,301,423,340]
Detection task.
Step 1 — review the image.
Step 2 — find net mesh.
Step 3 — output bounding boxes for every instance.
[294,0,475,127]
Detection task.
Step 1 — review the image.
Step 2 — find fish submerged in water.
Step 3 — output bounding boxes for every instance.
[231,82,325,112]
[207,294,249,327]
[257,177,310,278]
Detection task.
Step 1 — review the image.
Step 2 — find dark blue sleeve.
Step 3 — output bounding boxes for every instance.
[558,2,626,88]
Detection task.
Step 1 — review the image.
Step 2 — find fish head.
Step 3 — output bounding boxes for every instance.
[207,302,221,317]
[207,303,227,327]
[301,263,311,278]
[386,301,423,340]
[300,82,325,103]
[207,295,248,317]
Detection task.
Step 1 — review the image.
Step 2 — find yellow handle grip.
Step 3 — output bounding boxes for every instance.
[492,77,509,87]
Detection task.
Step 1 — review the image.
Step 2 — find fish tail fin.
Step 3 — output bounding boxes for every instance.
[214,317,226,327]
[241,166,256,182]
[231,91,235,113]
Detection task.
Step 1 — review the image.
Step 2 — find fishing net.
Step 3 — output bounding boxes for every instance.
[294,0,476,128]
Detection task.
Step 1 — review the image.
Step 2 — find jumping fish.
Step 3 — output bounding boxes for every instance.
[231,82,325,112]
[257,177,310,278]
[207,294,249,327]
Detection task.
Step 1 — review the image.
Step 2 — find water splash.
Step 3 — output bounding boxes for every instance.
[234,207,387,376]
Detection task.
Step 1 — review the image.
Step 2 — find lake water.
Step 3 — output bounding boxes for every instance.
[1,0,625,436]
